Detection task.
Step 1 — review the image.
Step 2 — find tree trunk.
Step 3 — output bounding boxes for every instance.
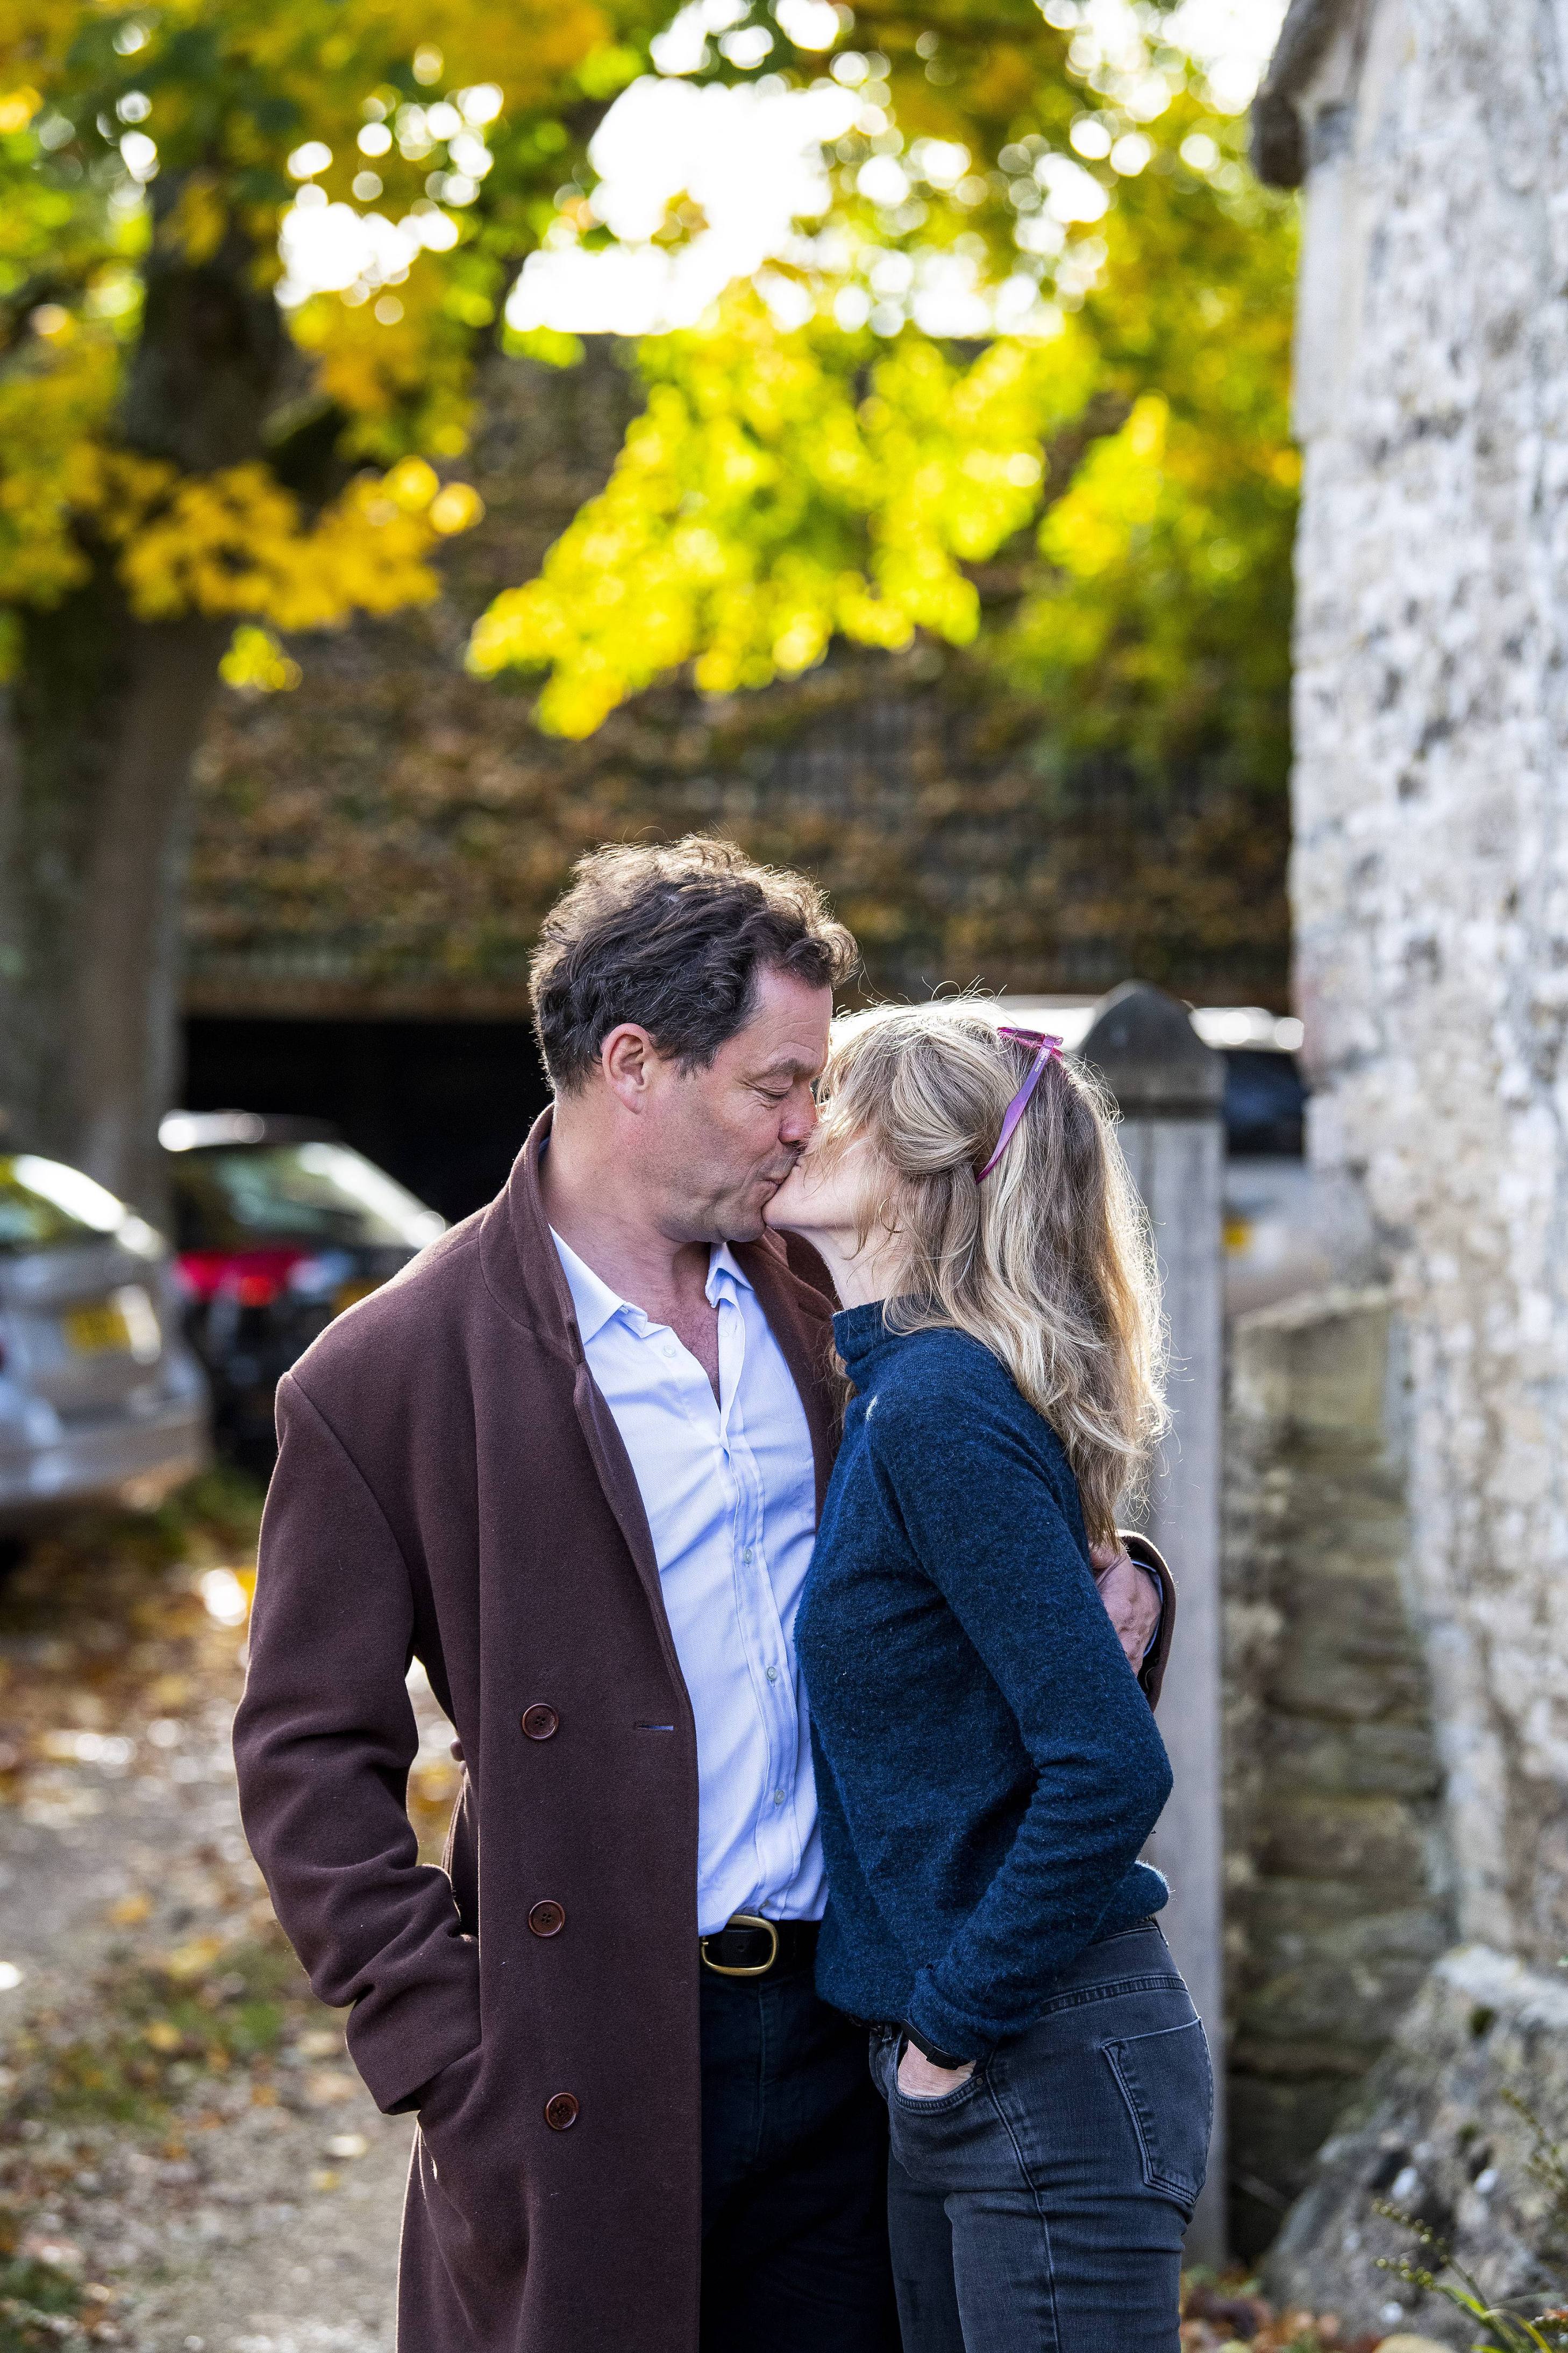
[0,183,289,1213]
[0,580,226,1215]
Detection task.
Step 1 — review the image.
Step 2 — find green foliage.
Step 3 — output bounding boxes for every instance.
[3,0,1299,979]
[471,13,1299,856]
[1008,104,1296,804]
[0,2233,93,2353]
[471,298,1097,733]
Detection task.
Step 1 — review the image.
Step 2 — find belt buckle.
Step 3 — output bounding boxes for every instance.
[700,1911,781,1979]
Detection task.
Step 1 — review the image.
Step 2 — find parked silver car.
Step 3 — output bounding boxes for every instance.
[0,1153,209,1526]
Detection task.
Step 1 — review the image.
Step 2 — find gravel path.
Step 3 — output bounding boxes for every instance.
[0,1510,457,2352]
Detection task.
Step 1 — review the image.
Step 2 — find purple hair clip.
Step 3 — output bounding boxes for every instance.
[976,1025,1064,1182]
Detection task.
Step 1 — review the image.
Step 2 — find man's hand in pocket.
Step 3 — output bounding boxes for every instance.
[1091,1541,1160,1673]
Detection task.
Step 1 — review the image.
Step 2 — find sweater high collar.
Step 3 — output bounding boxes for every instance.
[832,1299,905,1380]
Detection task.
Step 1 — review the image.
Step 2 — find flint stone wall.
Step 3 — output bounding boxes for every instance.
[1282,0,1568,1968]
[1242,0,1568,2302]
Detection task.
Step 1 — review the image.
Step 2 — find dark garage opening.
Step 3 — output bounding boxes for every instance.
[181,1018,553,1226]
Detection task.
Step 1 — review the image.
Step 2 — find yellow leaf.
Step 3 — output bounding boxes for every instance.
[160,1936,226,1984]
[429,481,482,535]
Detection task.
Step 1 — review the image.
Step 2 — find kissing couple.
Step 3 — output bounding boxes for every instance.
[234,834,1210,2353]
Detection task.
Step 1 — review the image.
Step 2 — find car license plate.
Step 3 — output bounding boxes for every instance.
[62,1298,134,1354]
[332,1279,381,1317]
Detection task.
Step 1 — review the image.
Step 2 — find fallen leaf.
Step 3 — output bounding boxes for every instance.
[295,2028,343,2059]
[108,1892,153,1927]
[144,2021,182,2052]
[303,2068,358,2107]
[310,2166,341,2191]
[160,1936,226,1982]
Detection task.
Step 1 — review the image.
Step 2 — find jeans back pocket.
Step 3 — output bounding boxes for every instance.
[1102,2015,1213,2216]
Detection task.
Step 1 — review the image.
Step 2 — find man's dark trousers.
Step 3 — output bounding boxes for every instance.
[699,1942,900,2353]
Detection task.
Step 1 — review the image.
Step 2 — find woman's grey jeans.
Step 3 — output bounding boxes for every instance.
[870,1922,1211,2353]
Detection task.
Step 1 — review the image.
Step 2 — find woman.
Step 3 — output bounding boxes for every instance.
[766,1003,1211,2353]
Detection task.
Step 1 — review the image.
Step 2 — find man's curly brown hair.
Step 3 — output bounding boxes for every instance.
[530,835,859,1093]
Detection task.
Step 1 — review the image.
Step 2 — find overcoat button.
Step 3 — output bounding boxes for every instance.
[529,1900,566,1937]
[544,2091,579,2131]
[521,1704,559,1740]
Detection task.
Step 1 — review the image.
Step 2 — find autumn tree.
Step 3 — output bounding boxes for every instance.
[0,0,673,1205]
[0,0,1295,1210]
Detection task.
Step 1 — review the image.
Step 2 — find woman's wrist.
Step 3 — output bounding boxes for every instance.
[903,2021,968,2071]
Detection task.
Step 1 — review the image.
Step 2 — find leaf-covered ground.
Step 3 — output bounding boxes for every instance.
[0,1482,459,2353]
[0,1482,1413,2352]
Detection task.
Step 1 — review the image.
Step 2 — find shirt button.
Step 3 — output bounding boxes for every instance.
[662,1343,676,1357]
[773,1789,785,1805]
[766,1666,779,1683]
[743,1547,754,1563]
[544,2092,580,2131]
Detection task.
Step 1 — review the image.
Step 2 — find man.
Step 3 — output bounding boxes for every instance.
[233,836,1168,2353]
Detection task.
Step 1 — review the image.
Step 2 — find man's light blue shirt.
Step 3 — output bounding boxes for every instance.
[551,1229,826,1937]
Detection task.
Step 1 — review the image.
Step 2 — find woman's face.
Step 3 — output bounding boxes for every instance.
[764,1122,881,1246]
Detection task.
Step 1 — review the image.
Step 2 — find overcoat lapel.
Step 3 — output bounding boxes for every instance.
[498,1112,691,1705]
[737,1238,838,1520]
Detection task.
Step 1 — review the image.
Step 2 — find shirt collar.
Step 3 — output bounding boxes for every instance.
[707,1241,752,1306]
[550,1229,629,1346]
[550,1229,753,1343]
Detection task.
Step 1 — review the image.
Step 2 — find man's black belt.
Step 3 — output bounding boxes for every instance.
[700,1913,819,1981]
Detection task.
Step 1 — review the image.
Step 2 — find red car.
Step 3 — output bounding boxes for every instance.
[161,1113,445,1473]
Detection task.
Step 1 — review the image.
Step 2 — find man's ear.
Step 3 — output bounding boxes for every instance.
[600,1022,657,1112]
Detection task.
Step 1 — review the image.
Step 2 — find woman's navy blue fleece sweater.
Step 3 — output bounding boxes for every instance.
[797,1303,1173,2061]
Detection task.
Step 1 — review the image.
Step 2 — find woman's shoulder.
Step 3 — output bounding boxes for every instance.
[864,1325,1069,1466]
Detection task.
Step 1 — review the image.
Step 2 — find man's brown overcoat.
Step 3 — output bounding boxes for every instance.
[232,1111,1176,2353]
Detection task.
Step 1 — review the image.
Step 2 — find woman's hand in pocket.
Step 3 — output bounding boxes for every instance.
[897,2043,975,2099]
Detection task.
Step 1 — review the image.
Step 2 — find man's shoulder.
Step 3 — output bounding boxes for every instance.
[286,1207,492,1398]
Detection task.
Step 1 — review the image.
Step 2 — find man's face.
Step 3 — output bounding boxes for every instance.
[637,967,833,1243]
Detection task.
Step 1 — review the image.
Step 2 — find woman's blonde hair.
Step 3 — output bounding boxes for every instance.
[815,1001,1168,1543]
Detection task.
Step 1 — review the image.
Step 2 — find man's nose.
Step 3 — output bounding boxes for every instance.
[780,1088,819,1145]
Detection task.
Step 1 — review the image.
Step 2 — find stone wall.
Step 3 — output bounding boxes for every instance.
[1268,0,1568,1971]
[1267,1947,1568,2341]
[1224,1288,1453,2256]
[1243,0,1568,2298]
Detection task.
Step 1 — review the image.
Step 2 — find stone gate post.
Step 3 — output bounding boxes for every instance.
[1080,980,1228,2263]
